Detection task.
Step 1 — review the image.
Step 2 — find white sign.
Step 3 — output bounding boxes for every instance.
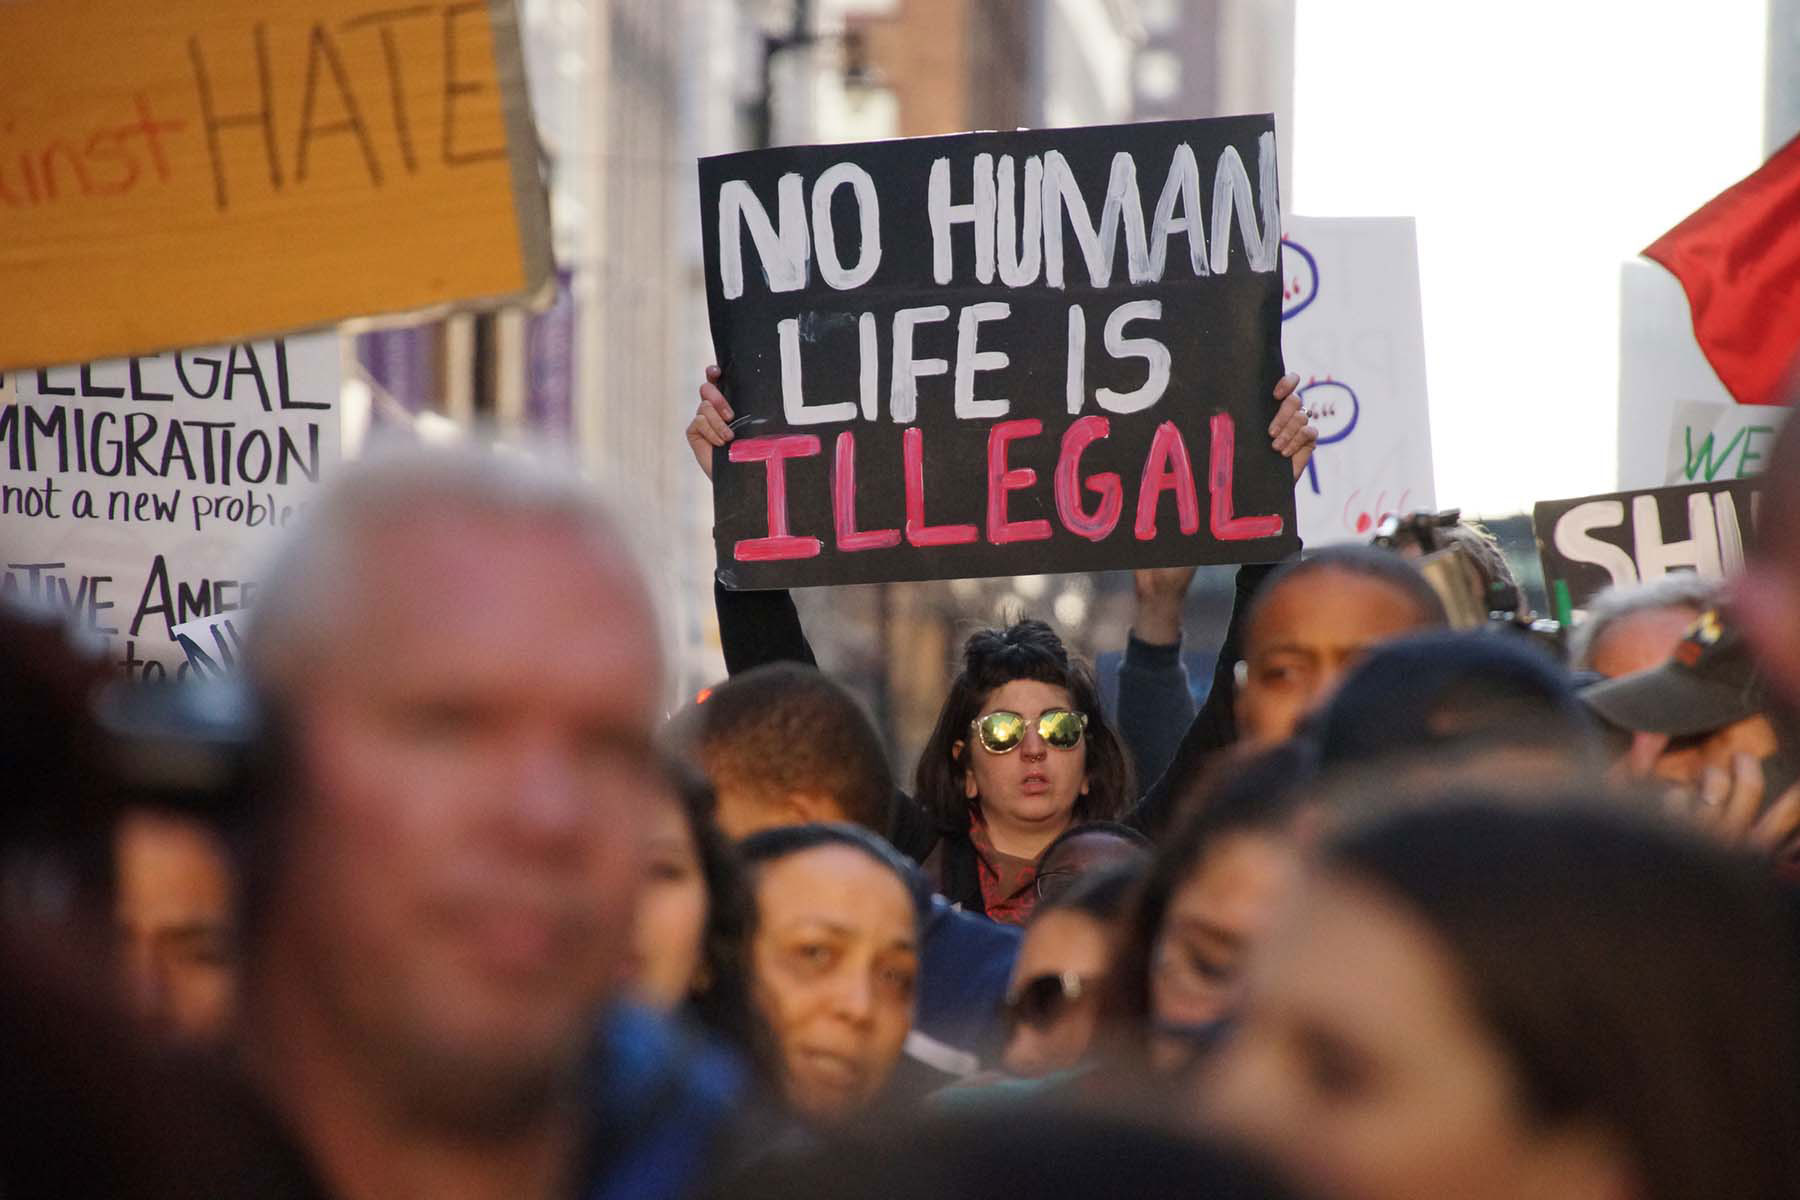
[171,609,250,680]
[1664,401,1788,486]
[1,336,340,680]
[1280,216,1435,546]
[1617,259,1738,489]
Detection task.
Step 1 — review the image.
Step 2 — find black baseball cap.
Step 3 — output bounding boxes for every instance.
[1579,609,1765,738]
[1313,631,1594,769]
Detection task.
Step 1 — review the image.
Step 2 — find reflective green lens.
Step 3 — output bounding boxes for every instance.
[1039,709,1087,749]
[975,709,1086,753]
[977,710,1026,752]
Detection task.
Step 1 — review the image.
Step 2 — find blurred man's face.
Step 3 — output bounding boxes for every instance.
[1237,570,1432,746]
[114,811,238,1042]
[269,514,663,1119]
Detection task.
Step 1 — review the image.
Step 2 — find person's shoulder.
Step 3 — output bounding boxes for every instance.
[928,895,1022,950]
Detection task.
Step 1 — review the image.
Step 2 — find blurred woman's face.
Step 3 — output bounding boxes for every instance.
[960,679,1089,835]
[1148,830,1301,1071]
[1002,908,1113,1078]
[751,845,919,1123]
[1203,873,1628,1200]
[625,799,709,1012]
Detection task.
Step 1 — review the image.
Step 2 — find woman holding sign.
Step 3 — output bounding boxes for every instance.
[910,620,1135,923]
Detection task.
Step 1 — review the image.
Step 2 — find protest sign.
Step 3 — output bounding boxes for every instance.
[1665,402,1788,486]
[0,0,550,372]
[1532,478,1760,618]
[698,115,1298,589]
[1616,260,1737,489]
[172,609,249,680]
[1279,216,1435,546]
[0,335,341,678]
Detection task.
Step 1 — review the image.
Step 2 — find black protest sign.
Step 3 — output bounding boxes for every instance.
[1533,478,1761,615]
[699,115,1299,589]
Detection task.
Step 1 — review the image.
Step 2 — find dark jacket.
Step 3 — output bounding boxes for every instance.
[1120,561,1280,838]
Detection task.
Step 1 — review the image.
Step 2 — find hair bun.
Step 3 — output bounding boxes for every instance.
[963,619,1069,673]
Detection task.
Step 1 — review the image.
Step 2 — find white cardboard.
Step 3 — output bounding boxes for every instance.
[1280,216,1436,546]
[1,336,340,678]
[1664,401,1788,485]
[1617,258,1738,489]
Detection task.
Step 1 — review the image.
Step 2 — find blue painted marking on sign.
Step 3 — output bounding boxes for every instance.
[1280,237,1319,321]
[1298,377,1359,495]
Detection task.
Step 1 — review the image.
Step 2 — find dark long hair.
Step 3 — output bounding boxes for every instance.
[1327,799,1800,1200]
[664,764,760,1055]
[913,620,1134,836]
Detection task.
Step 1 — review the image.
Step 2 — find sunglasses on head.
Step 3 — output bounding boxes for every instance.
[1002,970,1095,1033]
[971,708,1088,754]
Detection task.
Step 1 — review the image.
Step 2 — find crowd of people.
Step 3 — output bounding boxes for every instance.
[5,364,1800,1200]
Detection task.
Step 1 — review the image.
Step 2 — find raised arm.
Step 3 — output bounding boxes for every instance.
[1119,374,1314,837]
[688,366,818,674]
[1115,565,1200,787]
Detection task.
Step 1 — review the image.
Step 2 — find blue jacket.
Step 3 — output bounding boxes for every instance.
[915,895,1021,1068]
[583,1005,753,1200]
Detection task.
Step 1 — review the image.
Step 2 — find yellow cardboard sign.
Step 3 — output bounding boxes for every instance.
[0,0,551,371]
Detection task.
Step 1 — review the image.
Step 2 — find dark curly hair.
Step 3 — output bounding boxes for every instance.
[913,620,1135,836]
[674,662,894,835]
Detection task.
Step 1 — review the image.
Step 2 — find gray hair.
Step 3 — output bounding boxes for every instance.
[1567,574,1719,670]
[245,434,654,696]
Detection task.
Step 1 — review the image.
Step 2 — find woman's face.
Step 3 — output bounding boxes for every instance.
[1203,873,1628,1200]
[750,845,919,1123]
[1002,908,1113,1078]
[960,679,1089,833]
[625,799,709,1012]
[1149,830,1301,1070]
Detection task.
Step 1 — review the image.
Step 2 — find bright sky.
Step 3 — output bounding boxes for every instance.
[1292,0,1768,516]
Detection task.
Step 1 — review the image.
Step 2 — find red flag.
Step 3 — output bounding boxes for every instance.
[1642,132,1800,407]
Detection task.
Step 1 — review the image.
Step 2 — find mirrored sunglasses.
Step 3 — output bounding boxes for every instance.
[972,708,1088,754]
